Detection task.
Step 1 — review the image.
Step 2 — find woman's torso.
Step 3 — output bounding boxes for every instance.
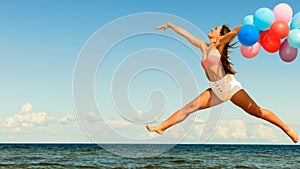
[201,44,226,82]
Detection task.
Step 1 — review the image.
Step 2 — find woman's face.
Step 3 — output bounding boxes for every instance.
[208,26,222,39]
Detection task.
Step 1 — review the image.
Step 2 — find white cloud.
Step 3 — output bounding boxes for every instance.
[21,103,32,113]
[134,110,156,122]
[248,123,280,142]
[135,111,144,120]
[12,127,21,133]
[193,117,204,124]
[86,111,98,119]
[0,103,89,142]
[5,111,54,127]
[2,103,81,131]
[213,120,260,140]
[187,119,292,143]
[58,114,80,128]
[214,124,230,139]
[85,111,102,122]
[60,115,77,124]
[1,103,298,143]
[107,119,132,128]
[230,120,247,139]
[169,124,186,138]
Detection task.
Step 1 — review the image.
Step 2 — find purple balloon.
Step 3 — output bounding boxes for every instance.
[279,39,298,62]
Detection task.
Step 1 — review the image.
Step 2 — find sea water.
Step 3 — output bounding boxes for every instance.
[0,144,299,168]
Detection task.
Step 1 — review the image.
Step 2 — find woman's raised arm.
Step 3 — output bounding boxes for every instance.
[220,25,242,44]
[156,22,206,51]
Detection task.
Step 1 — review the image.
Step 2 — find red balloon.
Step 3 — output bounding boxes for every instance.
[261,34,281,53]
[258,30,269,44]
[269,21,289,39]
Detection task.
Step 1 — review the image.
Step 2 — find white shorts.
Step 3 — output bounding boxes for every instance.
[209,74,243,101]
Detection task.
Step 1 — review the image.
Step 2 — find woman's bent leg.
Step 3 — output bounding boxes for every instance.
[146,88,224,134]
[231,89,298,143]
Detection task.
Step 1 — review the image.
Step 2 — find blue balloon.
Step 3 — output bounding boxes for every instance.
[253,7,275,30]
[287,29,300,48]
[242,15,254,25]
[290,12,300,30]
[238,25,259,46]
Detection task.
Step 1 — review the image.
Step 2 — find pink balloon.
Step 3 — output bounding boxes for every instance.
[273,3,293,23]
[279,39,298,62]
[240,42,260,58]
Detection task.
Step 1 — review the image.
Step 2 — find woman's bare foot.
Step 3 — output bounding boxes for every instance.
[146,125,165,135]
[285,126,298,143]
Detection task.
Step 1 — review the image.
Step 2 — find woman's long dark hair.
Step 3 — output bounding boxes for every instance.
[220,25,237,74]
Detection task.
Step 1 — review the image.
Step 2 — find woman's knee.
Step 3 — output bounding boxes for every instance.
[182,102,200,114]
[247,105,263,118]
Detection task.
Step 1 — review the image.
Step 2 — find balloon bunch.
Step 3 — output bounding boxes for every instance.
[238,3,299,62]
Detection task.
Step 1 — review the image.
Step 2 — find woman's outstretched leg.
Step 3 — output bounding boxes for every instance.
[231,89,298,143]
[146,88,223,135]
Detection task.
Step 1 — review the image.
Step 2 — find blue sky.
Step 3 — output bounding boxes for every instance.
[0,0,300,144]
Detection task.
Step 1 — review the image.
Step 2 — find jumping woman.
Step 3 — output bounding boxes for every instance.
[146,22,298,143]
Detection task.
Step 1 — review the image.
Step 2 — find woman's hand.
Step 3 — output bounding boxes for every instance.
[156,22,171,32]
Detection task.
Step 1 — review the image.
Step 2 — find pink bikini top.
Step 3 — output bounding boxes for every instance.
[201,48,222,69]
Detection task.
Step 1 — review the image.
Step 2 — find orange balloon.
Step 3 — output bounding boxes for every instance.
[269,21,290,39]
